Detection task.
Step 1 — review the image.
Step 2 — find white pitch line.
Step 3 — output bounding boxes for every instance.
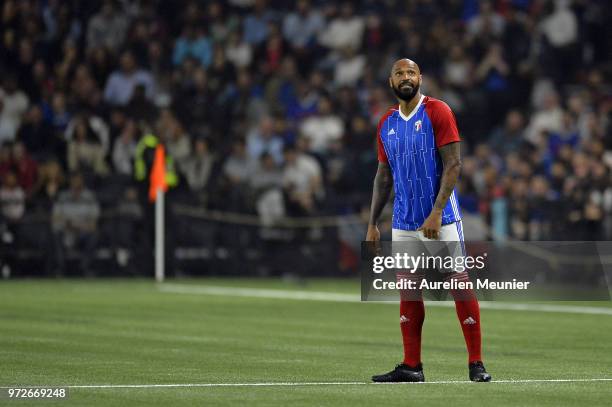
[3,379,612,389]
[157,284,612,316]
[158,284,358,302]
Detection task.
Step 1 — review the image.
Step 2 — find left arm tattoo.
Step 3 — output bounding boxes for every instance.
[433,142,462,212]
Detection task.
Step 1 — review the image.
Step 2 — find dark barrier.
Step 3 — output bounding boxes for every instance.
[1,205,351,277]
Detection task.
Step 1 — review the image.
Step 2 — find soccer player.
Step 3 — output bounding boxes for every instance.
[366,58,491,382]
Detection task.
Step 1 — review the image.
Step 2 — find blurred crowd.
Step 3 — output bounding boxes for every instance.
[0,0,610,274]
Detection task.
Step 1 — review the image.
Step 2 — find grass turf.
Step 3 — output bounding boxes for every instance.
[0,279,611,406]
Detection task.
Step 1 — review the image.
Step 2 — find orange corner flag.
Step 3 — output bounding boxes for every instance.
[149,144,168,202]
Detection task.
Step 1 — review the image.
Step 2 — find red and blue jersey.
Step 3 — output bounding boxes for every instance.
[377,95,462,231]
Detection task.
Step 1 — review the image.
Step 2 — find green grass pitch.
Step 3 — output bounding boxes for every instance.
[1,279,611,406]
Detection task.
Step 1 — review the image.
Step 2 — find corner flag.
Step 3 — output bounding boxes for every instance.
[149,144,168,202]
[150,144,167,282]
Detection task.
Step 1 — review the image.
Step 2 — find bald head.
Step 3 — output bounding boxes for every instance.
[389,58,422,102]
[390,58,420,76]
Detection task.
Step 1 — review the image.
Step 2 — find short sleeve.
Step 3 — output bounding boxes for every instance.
[376,109,394,163]
[425,98,461,148]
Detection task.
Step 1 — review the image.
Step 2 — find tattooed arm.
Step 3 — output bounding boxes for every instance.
[419,141,462,239]
[366,162,393,241]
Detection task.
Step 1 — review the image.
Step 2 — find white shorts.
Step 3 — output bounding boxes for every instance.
[392,221,466,273]
[392,221,465,244]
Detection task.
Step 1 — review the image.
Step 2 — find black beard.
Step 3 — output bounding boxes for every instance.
[392,82,419,101]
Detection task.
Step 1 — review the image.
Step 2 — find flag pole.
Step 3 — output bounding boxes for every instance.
[150,143,168,283]
[155,187,165,282]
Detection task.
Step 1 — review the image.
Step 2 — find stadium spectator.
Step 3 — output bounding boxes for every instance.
[299,96,344,154]
[250,152,285,224]
[272,114,296,146]
[538,0,579,83]
[222,138,255,186]
[282,0,324,50]
[525,90,564,146]
[282,144,323,215]
[86,0,129,52]
[333,47,366,87]
[147,39,172,84]
[206,1,238,44]
[31,160,64,214]
[207,46,236,96]
[362,12,386,55]
[112,120,139,177]
[475,42,511,128]
[250,151,284,193]
[242,0,275,46]
[41,1,82,48]
[11,142,38,195]
[17,105,57,161]
[221,138,255,211]
[256,23,288,75]
[125,19,153,67]
[0,171,25,223]
[0,75,29,144]
[488,110,526,156]
[318,2,364,52]
[47,92,72,134]
[285,81,319,122]
[264,55,298,116]
[179,138,216,194]
[157,109,191,163]
[87,46,114,89]
[444,45,474,89]
[547,112,580,158]
[172,25,213,68]
[225,29,253,69]
[174,67,213,137]
[467,0,505,38]
[72,63,105,111]
[125,84,158,123]
[104,50,155,107]
[51,172,100,276]
[66,117,109,178]
[222,69,267,128]
[246,116,284,164]
[65,113,110,153]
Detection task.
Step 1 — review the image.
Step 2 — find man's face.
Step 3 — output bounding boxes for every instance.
[389,60,421,101]
[120,53,135,73]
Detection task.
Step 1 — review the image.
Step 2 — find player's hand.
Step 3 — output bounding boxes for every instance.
[365,224,380,241]
[365,224,382,256]
[418,211,442,240]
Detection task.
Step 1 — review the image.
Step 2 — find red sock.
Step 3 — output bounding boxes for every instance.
[447,273,482,363]
[399,300,425,367]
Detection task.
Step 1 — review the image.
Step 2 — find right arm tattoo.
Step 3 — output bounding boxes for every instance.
[368,163,393,225]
